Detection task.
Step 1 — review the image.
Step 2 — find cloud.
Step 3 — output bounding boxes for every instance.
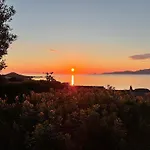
[130,53,150,60]
[49,49,57,52]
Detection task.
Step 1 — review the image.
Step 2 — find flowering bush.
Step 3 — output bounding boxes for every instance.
[0,87,150,150]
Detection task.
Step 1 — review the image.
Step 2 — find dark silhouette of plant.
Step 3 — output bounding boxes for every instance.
[0,0,17,71]
[1,87,150,149]
[45,72,55,82]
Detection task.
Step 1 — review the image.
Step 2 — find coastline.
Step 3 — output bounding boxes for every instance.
[2,72,150,90]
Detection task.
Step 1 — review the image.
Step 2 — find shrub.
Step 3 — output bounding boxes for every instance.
[0,87,150,150]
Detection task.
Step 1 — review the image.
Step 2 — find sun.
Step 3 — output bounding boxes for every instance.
[71,68,75,72]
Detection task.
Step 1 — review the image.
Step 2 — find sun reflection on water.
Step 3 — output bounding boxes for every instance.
[71,75,74,86]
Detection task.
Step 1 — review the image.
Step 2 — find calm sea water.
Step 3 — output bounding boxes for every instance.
[24,74,150,90]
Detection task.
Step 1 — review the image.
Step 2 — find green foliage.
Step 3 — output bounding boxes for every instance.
[0,87,150,150]
[0,0,17,70]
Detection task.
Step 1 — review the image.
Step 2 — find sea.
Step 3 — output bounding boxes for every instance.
[23,74,150,90]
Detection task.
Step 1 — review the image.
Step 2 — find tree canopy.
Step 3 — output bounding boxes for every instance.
[0,0,17,70]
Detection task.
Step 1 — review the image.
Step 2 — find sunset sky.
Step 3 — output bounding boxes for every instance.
[2,0,150,74]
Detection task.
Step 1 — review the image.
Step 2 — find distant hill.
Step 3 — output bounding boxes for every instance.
[103,69,150,75]
[4,72,33,81]
[5,72,32,78]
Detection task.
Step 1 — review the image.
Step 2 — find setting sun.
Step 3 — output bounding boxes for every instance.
[71,68,75,72]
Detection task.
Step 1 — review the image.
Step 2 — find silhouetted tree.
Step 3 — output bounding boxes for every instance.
[45,72,56,82]
[0,0,17,71]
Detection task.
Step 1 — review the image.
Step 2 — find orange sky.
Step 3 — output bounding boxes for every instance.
[2,40,150,74]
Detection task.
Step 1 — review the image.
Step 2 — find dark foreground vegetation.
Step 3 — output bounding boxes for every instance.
[0,80,68,103]
[0,86,150,150]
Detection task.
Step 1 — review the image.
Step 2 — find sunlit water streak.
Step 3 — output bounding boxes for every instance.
[71,75,74,86]
[24,74,150,90]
